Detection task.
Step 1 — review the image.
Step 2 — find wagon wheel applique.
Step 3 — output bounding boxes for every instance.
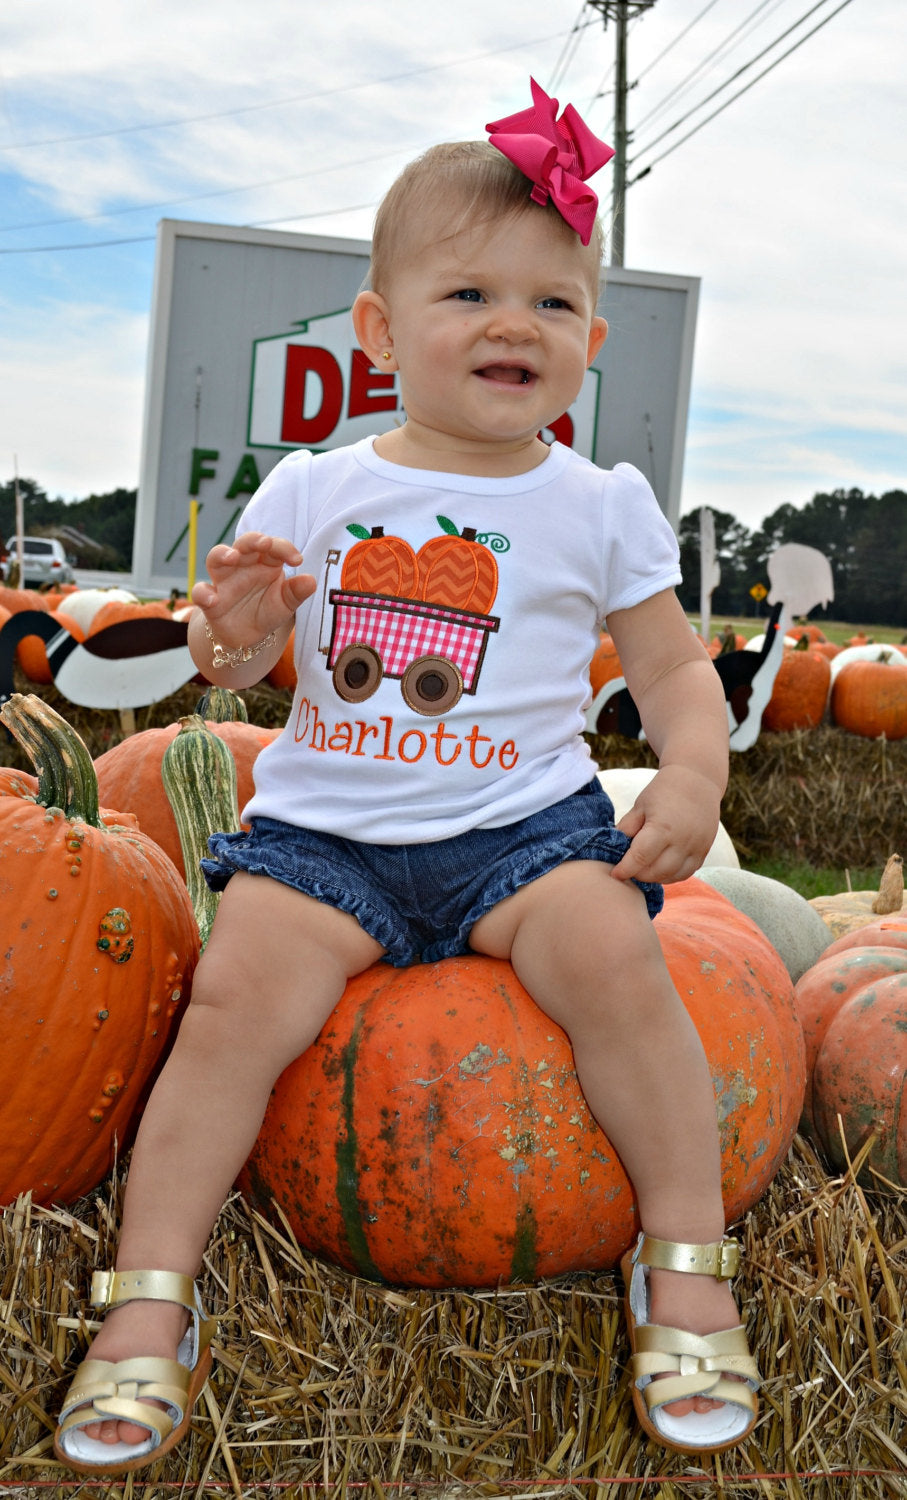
[325,520,508,714]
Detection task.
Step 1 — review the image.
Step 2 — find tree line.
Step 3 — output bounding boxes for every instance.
[0,477,137,574]
[680,487,905,627]
[1,477,904,627]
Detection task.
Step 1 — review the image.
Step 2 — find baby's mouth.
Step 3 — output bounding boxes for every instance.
[477,365,534,385]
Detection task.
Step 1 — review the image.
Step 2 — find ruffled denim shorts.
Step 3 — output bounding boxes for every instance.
[201,777,663,967]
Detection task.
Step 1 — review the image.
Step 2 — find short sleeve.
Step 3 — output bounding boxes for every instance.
[233,448,314,551]
[601,462,682,616]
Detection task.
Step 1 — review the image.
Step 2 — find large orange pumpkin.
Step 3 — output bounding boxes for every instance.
[266,627,297,691]
[0,694,199,1206]
[0,586,50,616]
[87,599,172,635]
[793,920,907,1184]
[94,707,279,877]
[588,633,623,696]
[831,657,907,740]
[239,879,804,1287]
[761,641,831,732]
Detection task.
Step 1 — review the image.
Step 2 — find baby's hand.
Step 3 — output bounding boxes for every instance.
[609,765,722,886]
[191,532,315,646]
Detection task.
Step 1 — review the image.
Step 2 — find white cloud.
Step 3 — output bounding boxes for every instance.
[0,0,904,534]
[0,298,147,498]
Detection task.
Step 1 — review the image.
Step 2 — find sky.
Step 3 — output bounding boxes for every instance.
[0,0,904,535]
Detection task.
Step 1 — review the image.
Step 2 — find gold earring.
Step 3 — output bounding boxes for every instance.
[382,350,392,361]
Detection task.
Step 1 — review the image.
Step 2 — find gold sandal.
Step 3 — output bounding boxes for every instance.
[54,1270,216,1474]
[620,1233,760,1454]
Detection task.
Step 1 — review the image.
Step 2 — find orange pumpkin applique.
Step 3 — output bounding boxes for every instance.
[341,525,419,598]
[416,519,499,614]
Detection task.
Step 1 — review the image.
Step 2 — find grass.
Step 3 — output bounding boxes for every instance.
[743,855,882,900]
[691,614,906,648]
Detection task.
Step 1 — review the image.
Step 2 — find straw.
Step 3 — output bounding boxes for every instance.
[2,1134,906,1497]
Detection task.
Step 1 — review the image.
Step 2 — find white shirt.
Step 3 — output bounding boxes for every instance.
[238,438,681,842]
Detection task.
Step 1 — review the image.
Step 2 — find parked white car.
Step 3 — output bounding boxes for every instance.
[1,536,75,587]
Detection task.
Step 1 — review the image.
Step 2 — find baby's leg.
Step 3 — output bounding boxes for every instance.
[79,873,384,1445]
[470,861,738,1414]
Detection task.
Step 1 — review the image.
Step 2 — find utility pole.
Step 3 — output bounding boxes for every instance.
[584,1,657,266]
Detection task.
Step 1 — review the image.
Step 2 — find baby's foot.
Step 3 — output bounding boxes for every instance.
[646,1266,744,1417]
[75,1299,189,1447]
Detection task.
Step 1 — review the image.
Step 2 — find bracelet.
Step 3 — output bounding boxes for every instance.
[204,619,278,670]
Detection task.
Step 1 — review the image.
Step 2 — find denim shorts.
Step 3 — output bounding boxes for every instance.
[201,778,663,967]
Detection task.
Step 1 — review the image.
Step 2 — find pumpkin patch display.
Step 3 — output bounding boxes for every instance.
[793,920,907,1184]
[0,694,199,1206]
[239,879,804,1288]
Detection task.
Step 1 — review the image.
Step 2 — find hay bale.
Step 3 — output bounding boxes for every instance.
[590,727,907,869]
[2,1135,906,1491]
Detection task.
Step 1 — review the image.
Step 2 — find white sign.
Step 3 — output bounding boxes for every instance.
[134,220,698,594]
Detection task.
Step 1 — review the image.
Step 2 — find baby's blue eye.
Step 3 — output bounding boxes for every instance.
[452,289,483,302]
[538,296,568,310]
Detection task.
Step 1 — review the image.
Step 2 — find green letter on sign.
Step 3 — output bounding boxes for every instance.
[190,448,219,495]
[226,454,262,499]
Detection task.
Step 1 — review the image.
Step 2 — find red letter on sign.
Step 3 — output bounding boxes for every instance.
[543,412,574,447]
[281,345,344,444]
[347,348,398,418]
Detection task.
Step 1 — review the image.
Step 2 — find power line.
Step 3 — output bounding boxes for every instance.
[0,142,423,235]
[634,0,725,85]
[0,200,379,255]
[629,0,857,181]
[634,0,787,130]
[632,0,842,160]
[0,29,567,155]
[546,4,596,95]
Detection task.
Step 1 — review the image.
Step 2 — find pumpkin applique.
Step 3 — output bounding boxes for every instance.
[416,517,500,614]
[341,525,419,598]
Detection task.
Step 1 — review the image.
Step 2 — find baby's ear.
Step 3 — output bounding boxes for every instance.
[586,316,608,367]
[352,291,396,369]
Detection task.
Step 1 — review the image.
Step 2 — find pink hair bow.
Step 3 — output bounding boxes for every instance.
[486,78,614,246]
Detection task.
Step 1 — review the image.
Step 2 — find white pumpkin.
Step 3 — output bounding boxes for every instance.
[828,643,907,683]
[693,866,833,983]
[595,767,739,871]
[57,586,140,632]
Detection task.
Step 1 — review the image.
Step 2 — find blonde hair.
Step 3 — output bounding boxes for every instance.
[369,140,605,303]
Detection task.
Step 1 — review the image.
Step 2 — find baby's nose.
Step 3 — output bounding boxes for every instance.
[488,307,540,343]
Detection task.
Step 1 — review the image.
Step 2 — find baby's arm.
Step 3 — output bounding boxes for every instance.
[605,589,729,885]
[188,531,316,689]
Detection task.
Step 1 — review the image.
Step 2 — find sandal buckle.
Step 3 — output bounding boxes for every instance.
[715,1239,740,1280]
[89,1270,116,1308]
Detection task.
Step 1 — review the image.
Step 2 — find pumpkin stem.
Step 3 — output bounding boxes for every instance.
[0,692,103,826]
[194,683,250,723]
[161,713,241,949]
[872,853,904,915]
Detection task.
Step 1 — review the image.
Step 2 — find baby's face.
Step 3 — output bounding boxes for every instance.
[379,208,606,466]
